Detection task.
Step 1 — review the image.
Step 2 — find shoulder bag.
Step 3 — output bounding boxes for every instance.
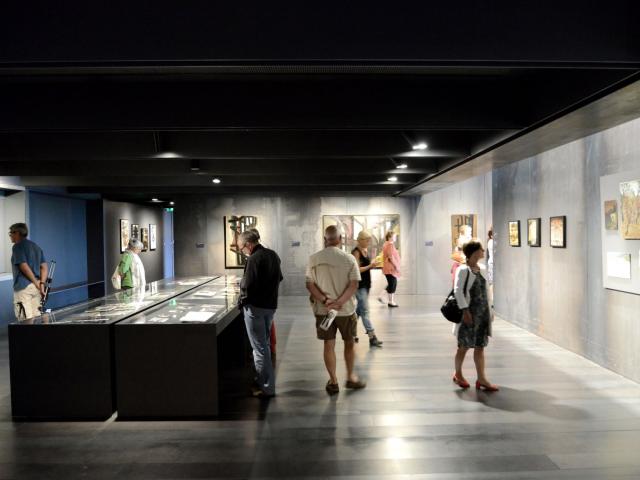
[440,269,470,323]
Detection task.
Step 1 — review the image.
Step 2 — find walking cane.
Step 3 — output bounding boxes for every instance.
[39,260,56,314]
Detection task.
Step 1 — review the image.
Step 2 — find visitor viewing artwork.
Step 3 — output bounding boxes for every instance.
[620,179,640,239]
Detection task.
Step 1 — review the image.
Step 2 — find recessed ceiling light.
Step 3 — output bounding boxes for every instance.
[169,201,175,206]
[396,163,408,169]
[412,142,428,150]
[190,159,201,171]
[212,178,221,184]
[151,198,160,202]
[156,151,182,159]
[387,176,398,182]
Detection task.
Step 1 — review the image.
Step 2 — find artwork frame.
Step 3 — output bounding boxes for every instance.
[131,223,140,241]
[149,224,157,251]
[322,215,400,264]
[140,227,149,252]
[450,214,477,254]
[119,219,130,253]
[527,218,541,247]
[508,220,521,247]
[224,215,259,269]
[550,215,567,248]
[604,200,618,231]
[620,179,640,239]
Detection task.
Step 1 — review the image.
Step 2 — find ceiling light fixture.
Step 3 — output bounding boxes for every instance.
[190,159,201,171]
[387,176,398,182]
[155,151,182,159]
[151,198,160,202]
[169,201,175,206]
[212,178,221,184]
[412,142,428,150]
[396,163,408,169]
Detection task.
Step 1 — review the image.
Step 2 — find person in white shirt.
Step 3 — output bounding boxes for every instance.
[306,225,367,395]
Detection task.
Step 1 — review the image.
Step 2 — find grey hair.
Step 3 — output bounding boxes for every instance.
[324,225,340,242]
[9,222,28,237]
[240,229,260,245]
[128,238,144,250]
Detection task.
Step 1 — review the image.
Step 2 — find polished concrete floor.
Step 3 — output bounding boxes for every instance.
[2,295,640,479]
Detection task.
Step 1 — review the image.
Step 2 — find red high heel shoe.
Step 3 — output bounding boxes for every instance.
[452,374,470,389]
[475,380,499,392]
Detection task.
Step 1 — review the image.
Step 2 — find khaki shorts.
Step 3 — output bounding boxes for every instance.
[14,283,42,320]
[316,313,357,341]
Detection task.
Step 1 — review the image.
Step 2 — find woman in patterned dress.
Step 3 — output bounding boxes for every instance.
[452,240,498,391]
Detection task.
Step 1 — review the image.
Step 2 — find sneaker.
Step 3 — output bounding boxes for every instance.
[325,381,340,395]
[345,379,367,389]
[388,303,398,308]
[369,335,383,347]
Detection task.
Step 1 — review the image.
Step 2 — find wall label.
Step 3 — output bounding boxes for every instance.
[291,241,301,247]
[424,241,434,247]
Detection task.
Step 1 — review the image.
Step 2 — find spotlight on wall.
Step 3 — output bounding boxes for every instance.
[412,142,427,150]
[387,176,398,182]
[212,178,221,184]
[396,163,408,169]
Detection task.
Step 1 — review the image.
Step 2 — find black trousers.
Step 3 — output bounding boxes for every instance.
[385,274,397,294]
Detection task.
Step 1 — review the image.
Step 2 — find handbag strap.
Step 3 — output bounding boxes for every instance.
[463,269,470,297]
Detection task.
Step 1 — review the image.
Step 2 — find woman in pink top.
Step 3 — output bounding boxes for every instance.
[379,231,400,307]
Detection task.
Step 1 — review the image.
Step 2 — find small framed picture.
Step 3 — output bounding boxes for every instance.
[120,219,130,253]
[550,216,566,248]
[131,223,140,240]
[149,224,157,251]
[140,227,149,252]
[508,220,521,247]
[527,218,541,247]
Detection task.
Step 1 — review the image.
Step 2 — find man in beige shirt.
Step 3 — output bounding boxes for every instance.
[306,225,367,395]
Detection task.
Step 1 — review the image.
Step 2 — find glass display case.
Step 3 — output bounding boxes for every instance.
[9,276,218,420]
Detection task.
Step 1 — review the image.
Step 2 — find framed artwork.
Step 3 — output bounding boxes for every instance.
[550,216,566,248]
[527,218,541,247]
[450,214,477,253]
[508,220,521,247]
[322,215,400,263]
[131,223,140,240]
[606,252,631,279]
[149,224,157,251]
[604,200,618,231]
[140,227,149,252]
[620,179,640,239]
[119,219,130,253]
[224,215,258,269]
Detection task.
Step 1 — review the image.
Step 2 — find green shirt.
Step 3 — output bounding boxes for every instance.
[118,252,134,289]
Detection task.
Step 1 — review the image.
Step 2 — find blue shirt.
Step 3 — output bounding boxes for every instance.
[11,238,46,292]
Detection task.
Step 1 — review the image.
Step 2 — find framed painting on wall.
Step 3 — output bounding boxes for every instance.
[120,219,130,253]
[508,220,521,247]
[224,215,258,269]
[604,200,618,231]
[131,223,140,240]
[322,215,400,262]
[149,224,157,251]
[140,227,149,252]
[550,216,566,248]
[527,218,541,247]
[620,179,640,239]
[451,214,477,253]
[606,252,631,279]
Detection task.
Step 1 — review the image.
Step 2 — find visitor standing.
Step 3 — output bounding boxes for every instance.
[379,231,400,307]
[351,230,383,347]
[118,239,146,291]
[9,223,47,320]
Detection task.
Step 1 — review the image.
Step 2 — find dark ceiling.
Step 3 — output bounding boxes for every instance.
[1,3,639,202]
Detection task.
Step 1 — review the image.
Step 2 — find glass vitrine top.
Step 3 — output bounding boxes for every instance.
[118,275,241,325]
[13,276,218,325]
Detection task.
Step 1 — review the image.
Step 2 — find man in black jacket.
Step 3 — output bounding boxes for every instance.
[238,229,283,398]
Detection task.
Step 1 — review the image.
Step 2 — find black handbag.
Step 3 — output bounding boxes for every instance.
[441,270,470,323]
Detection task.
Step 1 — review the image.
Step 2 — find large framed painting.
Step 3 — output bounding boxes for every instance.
[322,215,400,262]
[149,224,157,251]
[140,227,149,252]
[131,223,140,241]
[604,200,618,231]
[550,216,566,248]
[119,219,130,253]
[620,179,640,239]
[527,218,541,247]
[606,252,631,279]
[224,215,258,269]
[508,220,521,247]
[451,214,477,253]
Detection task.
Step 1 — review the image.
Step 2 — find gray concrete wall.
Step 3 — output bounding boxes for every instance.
[174,195,418,295]
[415,173,493,295]
[493,116,640,382]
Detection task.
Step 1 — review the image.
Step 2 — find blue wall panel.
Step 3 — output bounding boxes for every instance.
[28,192,88,309]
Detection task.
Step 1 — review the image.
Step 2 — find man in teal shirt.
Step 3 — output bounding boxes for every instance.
[10,223,47,320]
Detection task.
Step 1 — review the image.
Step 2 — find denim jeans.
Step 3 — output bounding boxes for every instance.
[355,287,374,334]
[243,305,276,395]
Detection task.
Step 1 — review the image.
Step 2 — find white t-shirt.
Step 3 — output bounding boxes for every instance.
[306,246,361,316]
